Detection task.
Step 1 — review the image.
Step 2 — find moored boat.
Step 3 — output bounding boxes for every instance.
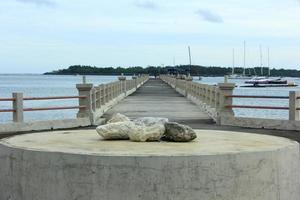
[242,77,297,87]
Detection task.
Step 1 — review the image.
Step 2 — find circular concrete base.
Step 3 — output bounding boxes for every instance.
[0,130,299,200]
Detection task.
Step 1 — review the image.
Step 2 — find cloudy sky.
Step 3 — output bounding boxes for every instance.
[1,0,300,73]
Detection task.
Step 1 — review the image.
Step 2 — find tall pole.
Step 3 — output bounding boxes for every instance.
[243,41,246,76]
[260,44,263,76]
[232,48,235,75]
[268,47,270,77]
[188,46,192,75]
[173,57,176,67]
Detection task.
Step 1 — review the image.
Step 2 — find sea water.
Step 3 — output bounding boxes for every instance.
[196,76,300,120]
[0,74,125,123]
[1,74,299,123]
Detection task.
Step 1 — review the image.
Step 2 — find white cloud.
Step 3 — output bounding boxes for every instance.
[16,0,56,7]
[195,9,223,23]
[133,0,158,10]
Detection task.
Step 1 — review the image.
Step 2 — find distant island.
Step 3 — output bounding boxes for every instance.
[44,65,300,77]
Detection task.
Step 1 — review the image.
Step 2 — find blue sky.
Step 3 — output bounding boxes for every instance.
[1,0,300,73]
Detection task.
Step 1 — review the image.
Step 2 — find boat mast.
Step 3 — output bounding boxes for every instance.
[188,46,192,75]
[268,47,270,77]
[173,56,176,67]
[243,41,246,76]
[232,48,235,75]
[260,44,263,76]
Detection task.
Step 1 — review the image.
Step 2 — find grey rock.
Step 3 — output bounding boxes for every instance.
[129,117,168,142]
[96,121,137,140]
[133,117,168,126]
[107,113,130,124]
[163,122,197,142]
[128,123,165,142]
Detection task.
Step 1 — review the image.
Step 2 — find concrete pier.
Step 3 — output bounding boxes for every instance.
[0,130,299,200]
[104,78,213,124]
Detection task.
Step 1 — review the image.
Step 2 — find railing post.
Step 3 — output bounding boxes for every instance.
[91,88,97,111]
[103,85,108,103]
[76,83,94,123]
[289,91,300,120]
[217,83,235,124]
[96,86,101,108]
[185,75,193,97]
[132,74,137,89]
[214,87,219,109]
[175,75,180,90]
[118,74,127,95]
[12,92,24,123]
[209,86,214,106]
[82,75,87,84]
[224,75,228,83]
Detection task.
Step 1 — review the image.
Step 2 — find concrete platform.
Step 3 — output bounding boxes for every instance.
[0,129,299,200]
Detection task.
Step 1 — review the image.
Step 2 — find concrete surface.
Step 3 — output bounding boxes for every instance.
[220,115,300,131]
[103,79,213,124]
[0,129,299,200]
[0,118,91,135]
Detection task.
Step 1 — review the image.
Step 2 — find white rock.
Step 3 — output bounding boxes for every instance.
[107,113,130,124]
[98,116,169,142]
[96,121,137,140]
[129,117,168,142]
[128,123,165,142]
[133,117,168,126]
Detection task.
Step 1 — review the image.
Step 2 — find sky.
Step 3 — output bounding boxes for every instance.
[1,0,300,73]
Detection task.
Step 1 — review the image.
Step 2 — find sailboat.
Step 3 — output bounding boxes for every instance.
[228,41,252,79]
[243,47,297,87]
[187,46,201,80]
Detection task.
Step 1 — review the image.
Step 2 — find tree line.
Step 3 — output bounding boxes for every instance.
[44,65,300,77]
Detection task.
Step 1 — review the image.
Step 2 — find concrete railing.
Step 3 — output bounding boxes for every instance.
[161,75,300,131]
[77,74,148,125]
[0,75,148,134]
[160,75,225,122]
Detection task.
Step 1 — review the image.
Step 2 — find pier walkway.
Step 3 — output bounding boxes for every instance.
[103,78,214,125]
[102,78,300,143]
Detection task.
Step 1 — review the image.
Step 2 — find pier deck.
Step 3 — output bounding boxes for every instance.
[103,78,214,125]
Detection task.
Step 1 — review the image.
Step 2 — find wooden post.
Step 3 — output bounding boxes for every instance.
[289,91,300,120]
[12,93,24,123]
[76,83,94,123]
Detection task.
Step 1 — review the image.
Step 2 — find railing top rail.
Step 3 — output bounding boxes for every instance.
[23,105,86,112]
[226,105,289,110]
[23,95,86,101]
[226,95,289,99]
[0,106,86,113]
[0,98,15,101]
[0,96,86,101]
[0,109,15,113]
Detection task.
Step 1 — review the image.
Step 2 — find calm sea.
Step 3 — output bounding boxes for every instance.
[1,74,300,123]
[0,74,125,123]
